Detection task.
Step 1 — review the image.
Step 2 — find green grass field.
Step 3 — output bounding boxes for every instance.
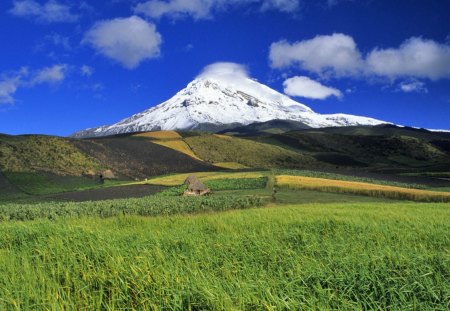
[0,202,448,310]
[1,170,449,309]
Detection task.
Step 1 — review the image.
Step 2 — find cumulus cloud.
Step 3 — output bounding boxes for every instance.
[270,33,364,77]
[366,38,450,80]
[0,65,67,104]
[31,64,67,85]
[197,62,250,80]
[270,34,450,81]
[398,80,428,93]
[134,0,300,20]
[9,0,79,23]
[83,16,162,69]
[283,76,343,99]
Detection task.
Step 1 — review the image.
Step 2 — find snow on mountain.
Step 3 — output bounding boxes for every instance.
[72,63,386,138]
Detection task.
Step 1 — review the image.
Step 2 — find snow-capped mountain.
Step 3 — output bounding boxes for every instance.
[72,71,386,138]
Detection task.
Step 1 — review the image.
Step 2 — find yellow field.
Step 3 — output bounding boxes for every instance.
[147,171,268,186]
[213,162,249,169]
[134,131,182,140]
[152,140,202,161]
[276,175,450,202]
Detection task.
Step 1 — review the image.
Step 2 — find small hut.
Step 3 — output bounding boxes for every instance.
[183,175,210,196]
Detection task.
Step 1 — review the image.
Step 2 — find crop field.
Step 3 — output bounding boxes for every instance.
[133,130,182,140]
[145,171,268,186]
[151,140,203,161]
[276,175,450,202]
[0,202,448,310]
[1,167,449,309]
[212,162,249,169]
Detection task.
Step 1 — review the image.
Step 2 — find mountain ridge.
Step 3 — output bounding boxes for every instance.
[72,74,387,138]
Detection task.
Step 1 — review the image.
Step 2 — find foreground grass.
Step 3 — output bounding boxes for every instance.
[0,202,449,310]
[277,175,450,202]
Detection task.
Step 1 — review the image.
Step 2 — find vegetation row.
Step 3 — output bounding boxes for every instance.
[276,175,450,202]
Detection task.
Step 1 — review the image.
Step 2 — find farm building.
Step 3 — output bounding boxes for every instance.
[184,175,210,196]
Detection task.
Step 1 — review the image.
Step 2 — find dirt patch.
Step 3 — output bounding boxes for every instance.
[49,184,167,202]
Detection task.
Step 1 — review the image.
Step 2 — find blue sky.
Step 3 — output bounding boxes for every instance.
[0,0,449,135]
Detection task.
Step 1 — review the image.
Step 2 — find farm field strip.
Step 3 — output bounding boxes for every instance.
[133,131,182,140]
[277,175,450,202]
[145,171,269,186]
[151,140,203,161]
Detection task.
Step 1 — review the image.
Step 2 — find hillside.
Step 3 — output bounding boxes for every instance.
[236,125,450,173]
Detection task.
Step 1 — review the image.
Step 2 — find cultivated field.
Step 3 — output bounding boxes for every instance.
[276,175,450,202]
[1,168,449,309]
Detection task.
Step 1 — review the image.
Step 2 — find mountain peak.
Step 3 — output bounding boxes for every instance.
[72,70,386,138]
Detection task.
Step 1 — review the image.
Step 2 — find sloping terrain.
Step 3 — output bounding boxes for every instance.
[74,137,216,179]
[246,126,450,172]
[0,134,102,175]
[184,133,319,169]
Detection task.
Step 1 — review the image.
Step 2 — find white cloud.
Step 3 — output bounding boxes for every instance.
[197,62,250,80]
[31,64,67,85]
[269,33,364,77]
[9,0,79,23]
[398,80,428,93]
[83,16,162,69]
[134,0,212,20]
[80,65,94,77]
[0,69,27,104]
[0,65,67,104]
[283,76,343,99]
[270,34,450,81]
[134,0,300,20]
[366,37,450,80]
[261,0,300,12]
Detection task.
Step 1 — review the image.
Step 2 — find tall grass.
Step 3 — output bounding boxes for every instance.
[276,175,450,202]
[0,202,448,309]
[0,195,265,221]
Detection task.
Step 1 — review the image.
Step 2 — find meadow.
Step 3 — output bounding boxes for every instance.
[1,170,449,309]
[0,202,448,310]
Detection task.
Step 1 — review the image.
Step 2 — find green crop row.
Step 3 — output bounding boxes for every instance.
[205,177,268,191]
[0,195,266,221]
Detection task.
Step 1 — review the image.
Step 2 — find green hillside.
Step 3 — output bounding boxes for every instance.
[184,133,319,169]
[0,135,102,175]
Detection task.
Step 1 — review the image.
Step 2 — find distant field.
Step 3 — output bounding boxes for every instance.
[277,175,450,202]
[212,162,249,169]
[1,202,448,309]
[151,140,203,161]
[145,171,268,186]
[133,130,182,140]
